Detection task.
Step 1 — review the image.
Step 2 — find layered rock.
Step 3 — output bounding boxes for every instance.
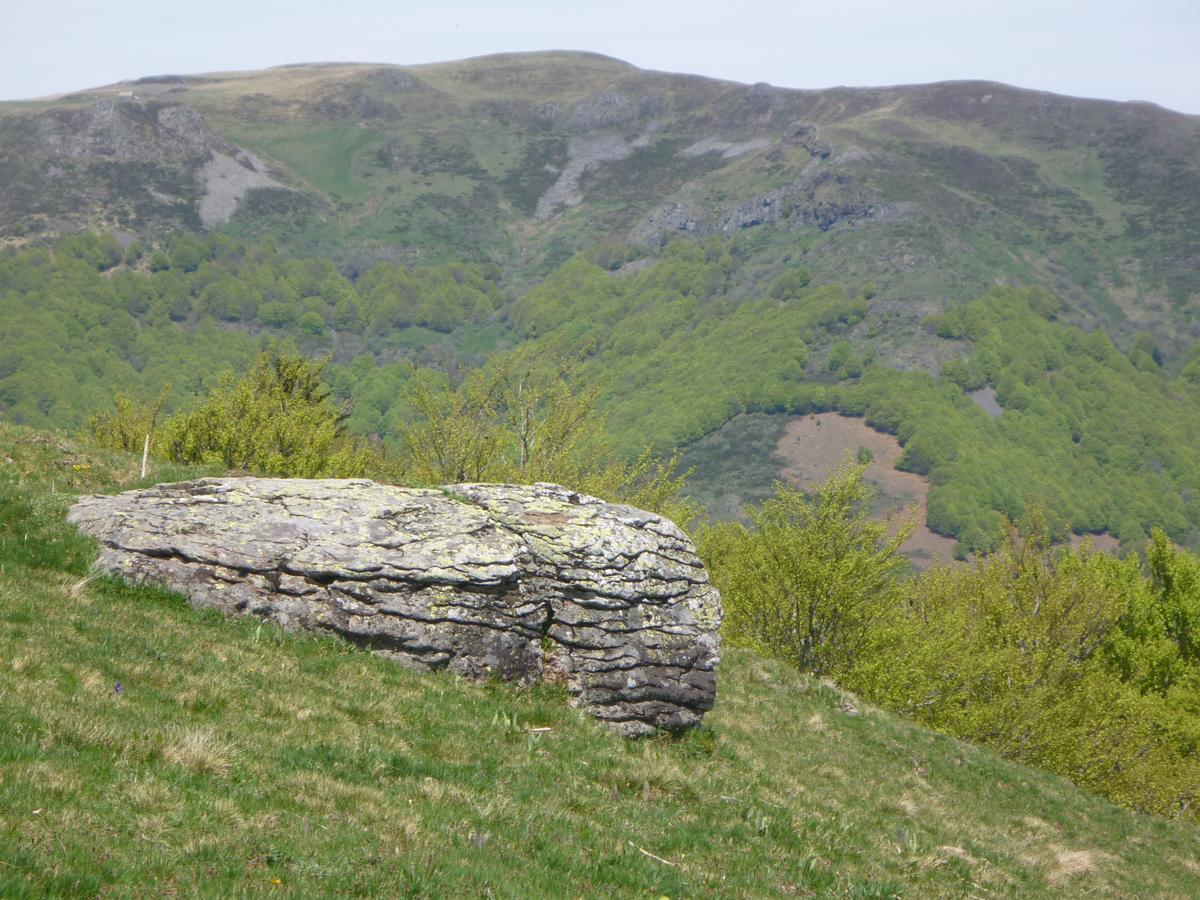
[68,478,722,735]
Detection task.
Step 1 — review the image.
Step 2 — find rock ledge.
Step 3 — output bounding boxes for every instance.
[68,478,722,735]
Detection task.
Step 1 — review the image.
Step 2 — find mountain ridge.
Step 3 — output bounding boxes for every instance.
[24,51,1200,119]
[4,50,1195,355]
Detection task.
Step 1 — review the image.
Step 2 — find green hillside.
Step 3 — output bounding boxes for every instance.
[3,233,1200,555]
[5,51,1200,897]
[1,53,1198,548]
[3,52,1198,342]
[3,423,1200,897]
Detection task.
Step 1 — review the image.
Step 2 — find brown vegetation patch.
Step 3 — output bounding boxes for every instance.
[1068,531,1120,553]
[1046,846,1105,886]
[774,413,958,567]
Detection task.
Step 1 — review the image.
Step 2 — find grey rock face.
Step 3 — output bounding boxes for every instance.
[68,478,722,736]
[367,68,433,93]
[0,98,289,236]
[569,91,637,130]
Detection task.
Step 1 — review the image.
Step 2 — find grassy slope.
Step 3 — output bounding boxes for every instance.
[2,423,1199,897]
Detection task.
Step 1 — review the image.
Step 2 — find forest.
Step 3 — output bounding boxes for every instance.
[5,231,1200,556]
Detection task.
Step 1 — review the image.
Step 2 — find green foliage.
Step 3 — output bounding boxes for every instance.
[5,234,1200,555]
[357,260,503,333]
[84,386,171,454]
[851,513,1200,818]
[158,348,375,478]
[701,464,912,675]
[704,468,1200,819]
[837,287,1200,551]
[828,340,865,378]
[768,266,812,300]
[59,231,124,271]
[0,234,509,437]
[512,253,1200,552]
[1107,529,1200,694]
[398,347,695,522]
[512,243,836,451]
[298,309,327,337]
[398,367,508,484]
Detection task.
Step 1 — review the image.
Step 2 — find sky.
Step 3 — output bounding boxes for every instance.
[2,0,1198,114]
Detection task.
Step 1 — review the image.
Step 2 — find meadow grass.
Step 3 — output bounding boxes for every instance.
[2,423,1199,897]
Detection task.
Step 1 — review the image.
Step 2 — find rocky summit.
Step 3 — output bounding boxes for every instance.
[68,477,722,735]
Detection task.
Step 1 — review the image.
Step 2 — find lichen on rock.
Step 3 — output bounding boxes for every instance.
[68,478,722,735]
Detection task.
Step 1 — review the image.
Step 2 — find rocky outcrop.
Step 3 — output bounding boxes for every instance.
[0,98,288,234]
[569,91,637,130]
[682,136,772,160]
[68,478,722,736]
[631,169,887,243]
[198,150,285,227]
[367,68,433,93]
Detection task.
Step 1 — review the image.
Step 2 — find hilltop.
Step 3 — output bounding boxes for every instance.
[2,421,1200,896]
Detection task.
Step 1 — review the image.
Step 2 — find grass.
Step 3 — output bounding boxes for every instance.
[3,423,1200,896]
[218,123,389,205]
[678,412,792,521]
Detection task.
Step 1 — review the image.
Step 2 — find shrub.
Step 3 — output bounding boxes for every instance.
[159,348,374,478]
[397,347,696,523]
[700,463,912,676]
[769,267,812,300]
[85,387,171,454]
[852,513,1200,818]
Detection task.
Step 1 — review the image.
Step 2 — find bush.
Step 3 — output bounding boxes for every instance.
[769,267,812,300]
[159,348,375,478]
[397,347,696,523]
[700,464,912,676]
[851,513,1200,818]
[299,310,327,337]
[85,387,170,454]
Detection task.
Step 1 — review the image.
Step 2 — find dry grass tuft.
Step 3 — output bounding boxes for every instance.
[67,569,102,601]
[1046,846,1105,885]
[164,728,237,778]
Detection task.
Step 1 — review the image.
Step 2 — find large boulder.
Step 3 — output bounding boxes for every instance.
[68,478,722,735]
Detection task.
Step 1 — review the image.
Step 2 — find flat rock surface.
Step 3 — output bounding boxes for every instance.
[68,478,722,735]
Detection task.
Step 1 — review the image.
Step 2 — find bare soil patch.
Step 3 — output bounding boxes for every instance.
[774,413,958,567]
[968,385,1003,417]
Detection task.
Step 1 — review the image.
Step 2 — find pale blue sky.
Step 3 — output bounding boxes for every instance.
[2,0,1198,113]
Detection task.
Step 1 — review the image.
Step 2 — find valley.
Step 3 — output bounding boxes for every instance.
[3,47,1200,895]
